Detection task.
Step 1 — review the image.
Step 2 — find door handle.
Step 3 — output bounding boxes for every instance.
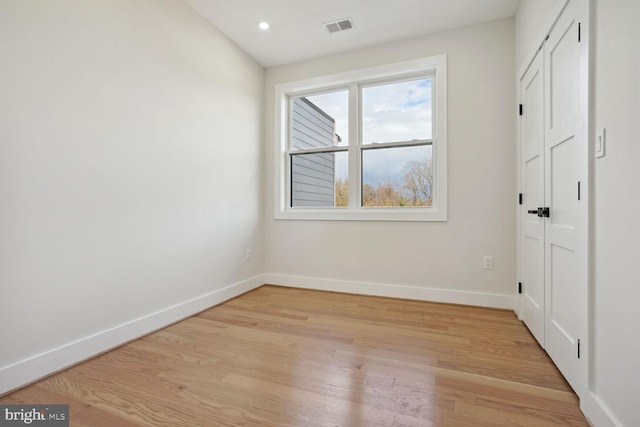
[527,207,550,217]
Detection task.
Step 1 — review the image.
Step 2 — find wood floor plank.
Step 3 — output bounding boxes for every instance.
[0,285,588,426]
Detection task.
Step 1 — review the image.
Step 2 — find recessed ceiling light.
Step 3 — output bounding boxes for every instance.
[258,22,270,30]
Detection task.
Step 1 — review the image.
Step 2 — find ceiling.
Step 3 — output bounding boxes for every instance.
[185,0,521,68]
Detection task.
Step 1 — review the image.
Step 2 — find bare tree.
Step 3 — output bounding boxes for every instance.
[335,178,349,207]
[348,158,433,208]
[362,183,377,206]
[403,158,433,206]
[362,181,408,207]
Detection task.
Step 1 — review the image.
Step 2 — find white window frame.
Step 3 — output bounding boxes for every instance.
[274,55,447,221]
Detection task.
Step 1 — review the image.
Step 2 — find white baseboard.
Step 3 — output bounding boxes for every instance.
[581,391,622,427]
[0,274,265,396]
[265,273,516,310]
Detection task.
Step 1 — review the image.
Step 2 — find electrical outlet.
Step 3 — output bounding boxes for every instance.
[483,256,493,270]
[245,249,252,262]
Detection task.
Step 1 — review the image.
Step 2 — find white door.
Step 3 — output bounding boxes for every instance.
[520,50,545,347]
[543,0,588,395]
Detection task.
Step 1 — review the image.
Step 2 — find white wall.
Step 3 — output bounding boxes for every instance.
[516,1,640,425]
[0,0,264,393]
[591,1,640,425]
[264,19,516,307]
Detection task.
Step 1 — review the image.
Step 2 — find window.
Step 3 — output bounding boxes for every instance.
[274,55,447,221]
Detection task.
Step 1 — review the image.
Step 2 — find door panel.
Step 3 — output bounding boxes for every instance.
[544,0,587,394]
[520,50,545,346]
[549,244,578,337]
[550,135,576,228]
[549,21,579,133]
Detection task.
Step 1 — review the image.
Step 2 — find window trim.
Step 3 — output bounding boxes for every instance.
[274,55,447,221]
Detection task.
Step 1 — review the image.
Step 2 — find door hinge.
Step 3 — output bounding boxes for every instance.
[519,104,523,116]
[578,23,581,42]
[519,193,523,205]
[518,282,522,294]
[577,339,581,359]
[578,181,581,201]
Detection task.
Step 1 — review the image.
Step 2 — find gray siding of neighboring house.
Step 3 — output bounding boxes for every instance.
[290,97,335,207]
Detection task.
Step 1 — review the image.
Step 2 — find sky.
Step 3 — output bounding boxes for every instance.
[303,78,433,187]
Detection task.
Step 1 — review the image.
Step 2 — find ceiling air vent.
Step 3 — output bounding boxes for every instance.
[324,17,355,34]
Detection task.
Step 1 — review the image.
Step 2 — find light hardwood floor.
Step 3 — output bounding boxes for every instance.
[1,285,588,426]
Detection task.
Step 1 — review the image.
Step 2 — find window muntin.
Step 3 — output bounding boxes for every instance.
[275,55,447,221]
[289,80,433,209]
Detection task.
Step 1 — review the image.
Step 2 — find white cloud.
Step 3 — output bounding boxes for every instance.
[362,78,432,144]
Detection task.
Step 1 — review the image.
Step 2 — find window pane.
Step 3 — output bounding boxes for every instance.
[290,90,348,150]
[362,145,432,207]
[291,151,348,208]
[362,78,432,144]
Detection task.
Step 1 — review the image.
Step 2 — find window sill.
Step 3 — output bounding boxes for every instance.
[274,207,447,222]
